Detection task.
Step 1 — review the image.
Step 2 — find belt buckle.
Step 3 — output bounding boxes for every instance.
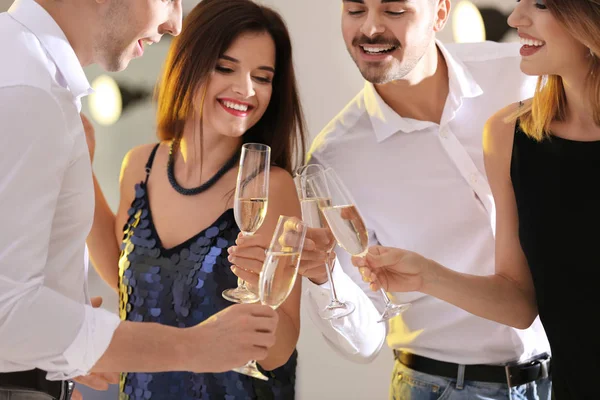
[504,364,515,388]
[504,353,551,388]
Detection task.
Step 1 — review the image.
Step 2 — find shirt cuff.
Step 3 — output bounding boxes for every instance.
[305,260,362,354]
[48,306,121,380]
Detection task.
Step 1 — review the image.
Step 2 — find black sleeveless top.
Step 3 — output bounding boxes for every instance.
[511,122,600,399]
[117,144,297,399]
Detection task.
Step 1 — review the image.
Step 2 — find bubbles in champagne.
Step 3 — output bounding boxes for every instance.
[259,251,300,309]
[235,198,268,234]
[321,205,368,256]
[300,198,331,229]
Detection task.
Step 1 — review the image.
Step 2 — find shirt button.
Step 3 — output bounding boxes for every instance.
[440,129,448,139]
[470,173,478,184]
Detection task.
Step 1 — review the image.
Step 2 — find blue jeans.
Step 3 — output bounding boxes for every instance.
[390,359,552,400]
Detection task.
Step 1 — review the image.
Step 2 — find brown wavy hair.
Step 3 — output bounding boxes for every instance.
[513,0,600,140]
[155,0,306,173]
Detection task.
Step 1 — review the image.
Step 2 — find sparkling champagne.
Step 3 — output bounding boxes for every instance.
[235,197,268,234]
[260,251,300,309]
[300,197,331,229]
[321,205,368,256]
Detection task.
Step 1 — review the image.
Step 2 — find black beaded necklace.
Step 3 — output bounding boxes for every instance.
[167,139,239,196]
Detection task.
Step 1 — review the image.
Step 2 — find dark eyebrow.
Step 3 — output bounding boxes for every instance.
[219,54,275,73]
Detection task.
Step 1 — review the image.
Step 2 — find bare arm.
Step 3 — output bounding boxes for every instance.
[424,103,538,328]
[87,146,150,292]
[92,303,279,374]
[358,103,538,329]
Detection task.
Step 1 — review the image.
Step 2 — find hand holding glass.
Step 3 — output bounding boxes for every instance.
[294,164,355,320]
[232,215,307,381]
[307,168,410,322]
[223,143,270,304]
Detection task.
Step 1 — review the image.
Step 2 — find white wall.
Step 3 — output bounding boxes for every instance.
[1,1,515,399]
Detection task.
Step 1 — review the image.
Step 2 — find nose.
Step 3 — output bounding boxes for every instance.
[507,1,530,30]
[232,73,255,99]
[159,3,183,37]
[360,12,385,38]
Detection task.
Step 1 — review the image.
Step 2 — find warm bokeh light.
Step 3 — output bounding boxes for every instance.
[452,1,486,43]
[89,75,122,126]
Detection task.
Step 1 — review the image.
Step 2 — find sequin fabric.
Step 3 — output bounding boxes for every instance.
[118,180,297,399]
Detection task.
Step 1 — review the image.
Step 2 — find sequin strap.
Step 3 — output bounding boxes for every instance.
[144,143,161,184]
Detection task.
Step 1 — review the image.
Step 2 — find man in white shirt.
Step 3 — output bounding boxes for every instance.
[301,0,552,398]
[0,1,279,399]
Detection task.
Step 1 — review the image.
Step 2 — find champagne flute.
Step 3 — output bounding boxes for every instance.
[223,143,270,304]
[233,215,308,381]
[294,164,355,320]
[307,168,410,322]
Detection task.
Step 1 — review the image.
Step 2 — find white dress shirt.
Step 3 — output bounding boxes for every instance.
[305,40,551,366]
[0,0,121,380]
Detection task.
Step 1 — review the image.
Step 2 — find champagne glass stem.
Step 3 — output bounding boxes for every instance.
[237,231,252,292]
[324,255,340,302]
[223,232,259,303]
[380,288,393,305]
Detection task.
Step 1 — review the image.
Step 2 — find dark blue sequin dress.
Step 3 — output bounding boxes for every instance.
[118,144,297,400]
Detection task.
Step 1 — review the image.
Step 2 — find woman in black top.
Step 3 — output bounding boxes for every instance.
[352,0,600,398]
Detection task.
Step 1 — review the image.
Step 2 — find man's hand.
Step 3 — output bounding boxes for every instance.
[72,372,120,398]
[188,303,279,373]
[80,113,95,163]
[71,296,119,399]
[296,227,335,285]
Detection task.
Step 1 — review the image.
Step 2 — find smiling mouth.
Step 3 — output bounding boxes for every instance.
[218,99,255,117]
[520,37,546,48]
[359,45,399,55]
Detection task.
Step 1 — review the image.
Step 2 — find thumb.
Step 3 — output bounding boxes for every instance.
[365,246,393,268]
[90,296,103,308]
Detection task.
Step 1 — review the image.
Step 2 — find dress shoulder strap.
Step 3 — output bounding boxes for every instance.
[144,143,161,184]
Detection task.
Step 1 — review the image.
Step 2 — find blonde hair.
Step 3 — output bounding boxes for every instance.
[512,0,600,140]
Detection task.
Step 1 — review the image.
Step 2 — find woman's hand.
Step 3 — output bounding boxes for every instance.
[228,232,268,293]
[352,245,432,293]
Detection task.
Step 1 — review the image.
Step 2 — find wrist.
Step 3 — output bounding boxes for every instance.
[172,327,194,371]
[421,257,441,294]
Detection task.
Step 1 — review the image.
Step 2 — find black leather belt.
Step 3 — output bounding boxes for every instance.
[394,350,550,387]
[0,369,73,400]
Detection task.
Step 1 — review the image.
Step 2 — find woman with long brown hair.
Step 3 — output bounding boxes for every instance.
[86,0,308,398]
[352,0,600,398]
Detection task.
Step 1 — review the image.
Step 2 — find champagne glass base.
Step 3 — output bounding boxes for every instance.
[377,303,410,323]
[222,288,259,304]
[319,300,355,320]
[233,362,269,381]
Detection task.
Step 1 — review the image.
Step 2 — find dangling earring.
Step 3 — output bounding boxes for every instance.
[590,48,597,60]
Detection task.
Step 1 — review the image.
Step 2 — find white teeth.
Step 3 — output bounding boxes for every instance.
[520,38,545,47]
[361,45,395,54]
[222,100,249,112]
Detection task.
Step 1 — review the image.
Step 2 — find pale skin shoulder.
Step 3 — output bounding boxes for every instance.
[87,142,163,292]
[114,143,163,242]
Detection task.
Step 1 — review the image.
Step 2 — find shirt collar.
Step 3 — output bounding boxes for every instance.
[367,40,484,143]
[8,0,93,99]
